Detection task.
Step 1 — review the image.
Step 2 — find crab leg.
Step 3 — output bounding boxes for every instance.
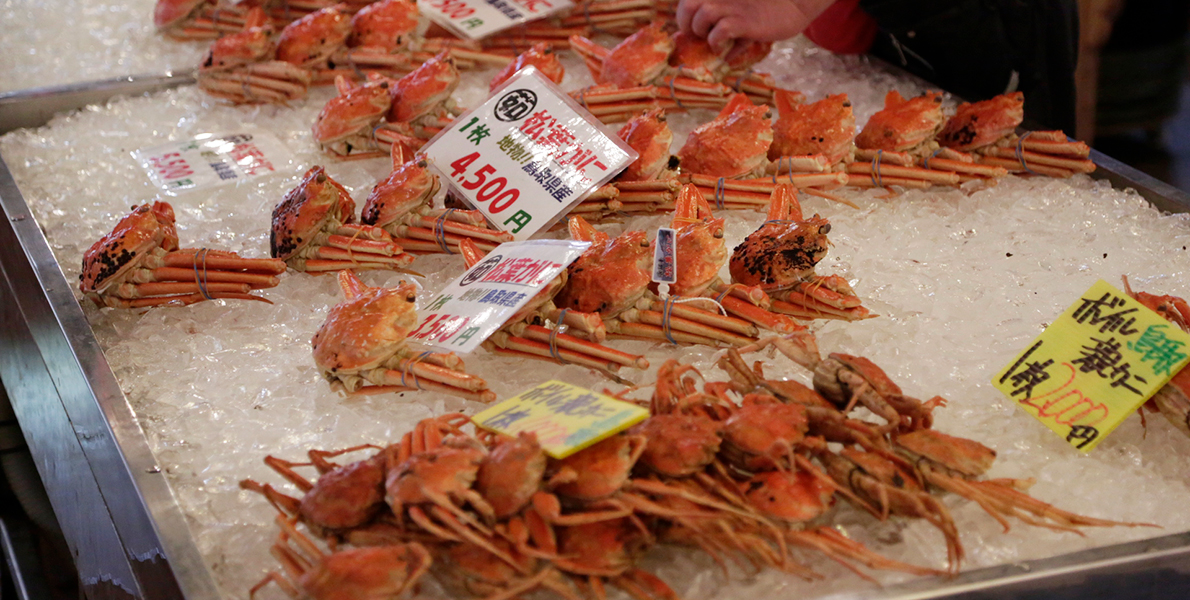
[485,334,622,372]
[516,324,646,368]
[387,356,492,392]
[113,281,254,298]
[301,258,417,272]
[422,207,490,226]
[404,216,514,243]
[312,247,415,266]
[624,308,756,346]
[975,156,1075,178]
[159,251,286,273]
[106,291,271,308]
[132,267,280,288]
[367,370,497,402]
[846,162,960,186]
[541,308,607,340]
[844,174,933,189]
[606,321,721,346]
[786,527,942,578]
[922,157,1009,178]
[641,298,757,336]
[390,237,499,255]
[981,146,1096,173]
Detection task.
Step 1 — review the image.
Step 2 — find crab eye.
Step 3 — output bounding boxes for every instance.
[405,294,416,303]
[819,224,831,235]
[713,230,724,239]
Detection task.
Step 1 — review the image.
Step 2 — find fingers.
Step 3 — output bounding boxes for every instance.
[707,17,743,53]
[689,3,724,39]
[675,0,701,35]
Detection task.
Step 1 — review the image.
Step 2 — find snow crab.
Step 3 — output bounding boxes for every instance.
[938,92,1096,177]
[276,4,353,72]
[614,108,678,183]
[457,238,648,377]
[848,90,966,188]
[768,92,856,173]
[270,166,415,272]
[1123,276,1190,439]
[489,43,565,91]
[313,270,495,402]
[250,516,431,600]
[80,201,285,308]
[729,184,874,321]
[312,74,393,160]
[387,50,461,137]
[677,93,772,179]
[195,7,312,104]
[359,144,512,254]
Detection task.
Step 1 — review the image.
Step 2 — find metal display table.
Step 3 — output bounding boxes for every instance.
[3,73,1190,600]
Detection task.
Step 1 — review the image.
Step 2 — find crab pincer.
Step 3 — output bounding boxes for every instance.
[271,166,416,273]
[312,270,496,403]
[359,144,513,254]
[80,201,285,309]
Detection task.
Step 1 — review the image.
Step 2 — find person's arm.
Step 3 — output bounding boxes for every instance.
[675,0,837,51]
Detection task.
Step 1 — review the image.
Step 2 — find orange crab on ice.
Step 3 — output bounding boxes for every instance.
[677,93,772,179]
[80,201,286,308]
[313,270,496,402]
[270,166,416,273]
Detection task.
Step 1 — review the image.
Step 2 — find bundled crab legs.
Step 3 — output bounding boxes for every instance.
[313,271,496,402]
[80,201,286,308]
[569,22,785,123]
[271,166,418,273]
[559,186,811,350]
[457,238,651,380]
[358,144,514,254]
[194,1,509,104]
[729,184,875,321]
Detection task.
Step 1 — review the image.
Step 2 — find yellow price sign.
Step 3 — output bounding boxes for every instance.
[472,380,649,459]
[993,279,1190,452]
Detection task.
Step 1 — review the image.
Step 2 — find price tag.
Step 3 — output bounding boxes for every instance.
[473,380,649,458]
[993,279,1190,452]
[652,227,676,284]
[412,239,589,353]
[420,68,637,240]
[131,132,292,195]
[420,0,573,40]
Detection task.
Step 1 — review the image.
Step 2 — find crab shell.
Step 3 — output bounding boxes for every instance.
[80,201,179,294]
[728,216,832,290]
[300,457,387,530]
[937,91,1024,152]
[154,0,210,31]
[669,31,729,83]
[276,4,352,67]
[300,544,431,600]
[721,401,809,471]
[386,442,486,509]
[349,0,420,51]
[312,279,420,379]
[490,43,565,91]
[813,353,903,409]
[550,434,642,501]
[855,90,945,154]
[200,8,274,69]
[616,108,676,182]
[271,166,357,261]
[556,519,649,575]
[554,230,652,318]
[600,21,674,88]
[725,39,773,71]
[895,429,995,479]
[633,414,722,478]
[474,432,547,519]
[388,51,459,124]
[359,153,440,228]
[313,76,394,151]
[677,94,772,178]
[667,216,727,297]
[742,470,835,523]
[769,92,855,164]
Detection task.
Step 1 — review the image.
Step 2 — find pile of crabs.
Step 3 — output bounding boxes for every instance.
[239,346,1148,600]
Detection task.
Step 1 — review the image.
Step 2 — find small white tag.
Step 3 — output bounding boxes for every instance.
[420,0,574,40]
[421,68,637,240]
[652,227,677,284]
[131,132,293,195]
[411,239,590,353]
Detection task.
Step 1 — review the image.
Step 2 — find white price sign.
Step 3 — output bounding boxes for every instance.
[421,0,573,40]
[421,68,637,240]
[131,131,293,195]
[411,239,590,353]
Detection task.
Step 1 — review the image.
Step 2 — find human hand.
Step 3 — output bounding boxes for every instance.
[676,0,837,51]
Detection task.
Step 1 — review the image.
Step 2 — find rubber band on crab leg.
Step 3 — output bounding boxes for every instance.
[645,297,756,336]
[714,177,726,211]
[1013,132,1039,175]
[984,145,1097,173]
[434,208,455,254]
[549,308,570,364]
[485,335,622,373]
[192,248,214,301]
[975,156,1075,178]
[846,162,959,186]
[516,325,646,368]
[399,351,431,390]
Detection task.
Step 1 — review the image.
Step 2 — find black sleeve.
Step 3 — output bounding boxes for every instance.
[857,0,1079,134]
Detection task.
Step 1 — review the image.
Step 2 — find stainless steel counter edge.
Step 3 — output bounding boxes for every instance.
[2,73,1190,599]
[0,73,219,600]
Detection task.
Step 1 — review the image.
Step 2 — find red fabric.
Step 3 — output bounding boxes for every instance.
[804,0,879,55]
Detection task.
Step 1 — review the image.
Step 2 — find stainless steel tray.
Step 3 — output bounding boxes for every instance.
[2,74,1190,600]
